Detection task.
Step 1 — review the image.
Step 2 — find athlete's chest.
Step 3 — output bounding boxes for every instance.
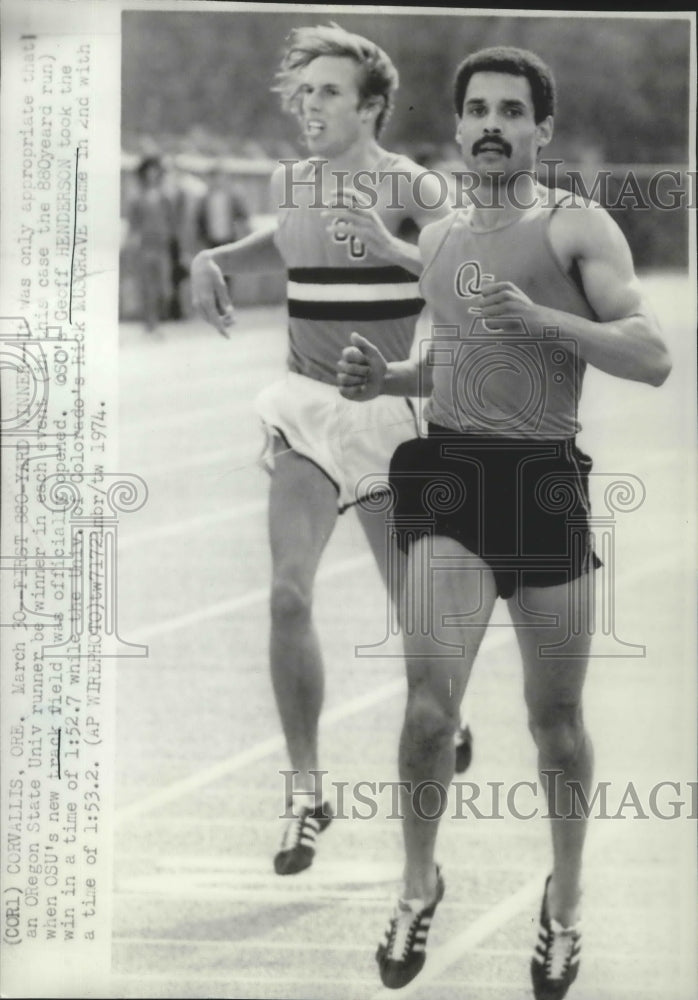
[275,209,365,266]
[274,170,409,268]
[422,212,563,304]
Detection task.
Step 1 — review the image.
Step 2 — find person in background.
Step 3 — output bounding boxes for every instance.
[160,156,210,320]
[197,163,252,299]
[128,155,176,332]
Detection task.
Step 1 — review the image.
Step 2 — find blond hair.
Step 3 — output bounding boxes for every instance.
[273,23,399,137]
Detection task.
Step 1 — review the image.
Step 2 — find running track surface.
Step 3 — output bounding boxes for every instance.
[113,272,697,1000]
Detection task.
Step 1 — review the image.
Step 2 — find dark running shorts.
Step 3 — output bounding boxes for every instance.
[389,425,602,599]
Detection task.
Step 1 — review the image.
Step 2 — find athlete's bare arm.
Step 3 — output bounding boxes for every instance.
[191,165,293,336]
[476,203,672,386]
[336,331,429,400]
[190,225,284,337]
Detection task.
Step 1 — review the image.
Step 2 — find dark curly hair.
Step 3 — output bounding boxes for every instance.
[136,155,164,183]
[453,46,556,123]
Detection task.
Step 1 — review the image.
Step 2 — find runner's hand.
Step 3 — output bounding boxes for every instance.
[473,279,548,335]
[191,251,235,337]
[323,189,398,261]
[337,332,387,401]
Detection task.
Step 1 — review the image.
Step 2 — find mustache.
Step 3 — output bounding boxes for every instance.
[472,136,513,157]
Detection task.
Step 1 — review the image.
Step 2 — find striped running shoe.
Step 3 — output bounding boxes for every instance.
[454,723,473,774]
[273,801,333,875]
[531,876,582,1000]
[376,867,445,989]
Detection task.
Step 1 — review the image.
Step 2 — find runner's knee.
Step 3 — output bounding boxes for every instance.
[270,576,313,625]
[527,702,586,766]
[403,686,457,757]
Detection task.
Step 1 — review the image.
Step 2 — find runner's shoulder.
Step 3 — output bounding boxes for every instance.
[545,185,630,259]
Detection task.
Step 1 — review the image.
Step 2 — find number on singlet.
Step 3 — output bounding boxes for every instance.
[331,218,366,259]
[454,260,494,298]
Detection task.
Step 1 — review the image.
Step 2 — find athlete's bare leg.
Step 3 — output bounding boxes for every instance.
[357,504,473,767]
[510,577,594,928]
[398,535,496,902]
[356,501,403,615]
[268,439,339,799]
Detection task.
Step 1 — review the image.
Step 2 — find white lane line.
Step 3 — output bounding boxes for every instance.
[115,626,518,827]
[114,846,680,875]
[120,501,266,550]
[116,819,542,841]
[111,938,655,960]
[113,723,293,822]
[121,400,253,434]
[116,581,522,825]
[120,365,281,397]
[127,522,682,643]
[112,972,380,988]
[110,970,663,994]
[117,546,683,826]
[113,937,368,953]
[125,445,681,537]
[120,439,292,481]
[123,441,264,478]
[132,857,539,876]
[152,857,398,878]
[115,880,398,903]
[115,655,402,826]
[129,552,376,642]
[128,430,653,482]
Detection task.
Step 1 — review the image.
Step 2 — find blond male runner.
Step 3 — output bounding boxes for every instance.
[191,24,474,876]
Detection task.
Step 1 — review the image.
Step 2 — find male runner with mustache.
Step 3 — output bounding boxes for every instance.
[337,46,671,998]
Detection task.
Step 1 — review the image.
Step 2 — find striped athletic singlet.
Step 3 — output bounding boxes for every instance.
[421,193,596,439]
[273,153,424,385]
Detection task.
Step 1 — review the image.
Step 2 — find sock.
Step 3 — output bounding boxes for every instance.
[291,791,317,814]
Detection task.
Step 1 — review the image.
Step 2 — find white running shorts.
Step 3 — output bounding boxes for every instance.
[255,373,419,512]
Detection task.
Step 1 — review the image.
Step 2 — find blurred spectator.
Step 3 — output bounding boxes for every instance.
[197,164,252,297]
[197,164,252,248]
[161,157,209,319]
[127,155,176,332]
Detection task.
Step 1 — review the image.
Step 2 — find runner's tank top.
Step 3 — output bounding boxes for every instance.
[421,192,596,438]
[274,153,424,385]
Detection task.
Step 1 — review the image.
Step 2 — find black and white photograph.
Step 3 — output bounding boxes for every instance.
[1,4,696,999]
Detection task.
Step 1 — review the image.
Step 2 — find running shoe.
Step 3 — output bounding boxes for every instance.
[274,801,333,875]
[531,875,582,1000]
[454,723,473,774]
[376,867,445,989]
